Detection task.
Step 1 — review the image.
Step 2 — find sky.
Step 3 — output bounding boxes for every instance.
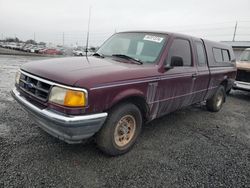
[0,0,250,46]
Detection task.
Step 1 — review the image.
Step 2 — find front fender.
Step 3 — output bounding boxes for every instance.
[109,88,145,108]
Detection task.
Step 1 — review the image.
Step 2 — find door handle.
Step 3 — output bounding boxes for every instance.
[192,73,198,79]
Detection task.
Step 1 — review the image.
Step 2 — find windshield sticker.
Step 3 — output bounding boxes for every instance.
[143,35,164,43]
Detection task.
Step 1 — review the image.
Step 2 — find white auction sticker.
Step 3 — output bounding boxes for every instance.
[143,35,164,43]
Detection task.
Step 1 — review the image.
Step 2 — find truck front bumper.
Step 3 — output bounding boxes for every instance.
[233,81,250,91]
[11,88,107,144]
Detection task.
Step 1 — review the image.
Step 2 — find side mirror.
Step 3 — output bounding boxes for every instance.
[170,56,184,67]
[164,63,173,70]
[164,56,184,70]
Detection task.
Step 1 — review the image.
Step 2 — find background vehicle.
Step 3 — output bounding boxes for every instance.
[22,44,34,52]
[12,31,236,156]
[233,48,250,91]
[73,49,84,56]
[40,48,63,55]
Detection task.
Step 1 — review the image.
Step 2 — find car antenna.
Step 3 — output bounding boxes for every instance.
[85,6,91,59]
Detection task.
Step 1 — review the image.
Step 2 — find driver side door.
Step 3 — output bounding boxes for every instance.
[153,37,197,118]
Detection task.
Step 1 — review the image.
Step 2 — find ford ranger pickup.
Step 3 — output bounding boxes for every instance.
[12,31,237,155]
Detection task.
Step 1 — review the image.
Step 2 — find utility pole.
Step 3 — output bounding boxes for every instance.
[34,32,36,41]
[233,21,238,42]
[85,6,91,56]
[63,32,65,46]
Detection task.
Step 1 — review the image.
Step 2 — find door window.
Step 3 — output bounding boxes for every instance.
[167,39,192,66]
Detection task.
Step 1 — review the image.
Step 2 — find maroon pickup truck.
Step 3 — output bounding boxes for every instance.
[12,31,236,155]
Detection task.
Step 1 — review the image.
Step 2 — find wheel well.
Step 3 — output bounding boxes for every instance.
[108,96,149,121]
[220,80,228,102]
[220,80,228,90]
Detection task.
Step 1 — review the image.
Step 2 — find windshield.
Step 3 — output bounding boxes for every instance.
[97,32,167,63]
[240,50,250,62]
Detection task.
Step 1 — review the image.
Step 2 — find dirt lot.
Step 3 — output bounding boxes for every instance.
[0,55,250,187]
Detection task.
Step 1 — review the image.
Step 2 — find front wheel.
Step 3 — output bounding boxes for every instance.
[96,103,142,156]
[206,85,226,112]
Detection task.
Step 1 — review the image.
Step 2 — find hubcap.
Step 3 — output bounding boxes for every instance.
[114,115,136,147]
[216,92,223,108]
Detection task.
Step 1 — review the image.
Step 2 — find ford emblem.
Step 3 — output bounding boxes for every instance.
[27,83,35,89]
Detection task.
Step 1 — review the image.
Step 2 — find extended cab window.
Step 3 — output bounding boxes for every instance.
[213,48,230,63]
[213,48,223,62]
[167,39,192,66]
[195,41,207,65]
[222,50,230,62]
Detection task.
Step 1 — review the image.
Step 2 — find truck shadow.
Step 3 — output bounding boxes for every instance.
[48,102,219,155]
[229,90,250,101]
[50,105,209,158]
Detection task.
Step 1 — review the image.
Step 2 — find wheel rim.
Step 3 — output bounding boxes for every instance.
[114,115,136,147]
[216,92,223,108]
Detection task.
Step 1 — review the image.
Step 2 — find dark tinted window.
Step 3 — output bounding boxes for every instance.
[167,39,192,66]
[222,50,230,62]
[195,41,207,65]
[213,48,223,62]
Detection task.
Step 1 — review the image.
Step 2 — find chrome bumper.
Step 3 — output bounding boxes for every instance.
[11,88,107,143]
[233,81,250,91]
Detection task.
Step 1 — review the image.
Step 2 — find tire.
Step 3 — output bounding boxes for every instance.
[96,103,142,156]
[226,88,231,95]
[206,85,226,112]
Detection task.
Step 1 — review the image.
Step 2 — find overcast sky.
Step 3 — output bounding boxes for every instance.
[1,0,250,46]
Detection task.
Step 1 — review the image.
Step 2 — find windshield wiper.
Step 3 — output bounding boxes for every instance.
[93,52,105,58]
[112,54,143,65]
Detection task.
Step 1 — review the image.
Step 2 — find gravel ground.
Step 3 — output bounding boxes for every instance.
[0,55,250,187]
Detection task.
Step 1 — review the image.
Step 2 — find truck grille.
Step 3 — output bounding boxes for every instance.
[236,70,250,83]
[19,72,52,102]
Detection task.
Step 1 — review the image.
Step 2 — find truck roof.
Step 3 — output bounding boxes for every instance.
[118,30,232,49]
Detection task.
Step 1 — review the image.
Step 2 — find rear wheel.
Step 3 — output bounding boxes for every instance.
[206,85,226,112]
[96,103,142,156]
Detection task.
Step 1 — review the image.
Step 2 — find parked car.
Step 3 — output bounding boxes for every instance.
[233,48,250,91]
[29,46,36,53]
[40,48,63,55]
[73,49,84,56]
[34,46,45,53]
[15,43,25,50]
[6,42,17,49]
[38,48,47,54]
[12,31,236,156]
[22,44,33,52]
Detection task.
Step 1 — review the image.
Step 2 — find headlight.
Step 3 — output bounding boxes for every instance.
[15,71,21,84]
[49,86,87,107]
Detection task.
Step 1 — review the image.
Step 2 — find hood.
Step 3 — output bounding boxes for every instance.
[236,61,250,71]
[21,56,158,89]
